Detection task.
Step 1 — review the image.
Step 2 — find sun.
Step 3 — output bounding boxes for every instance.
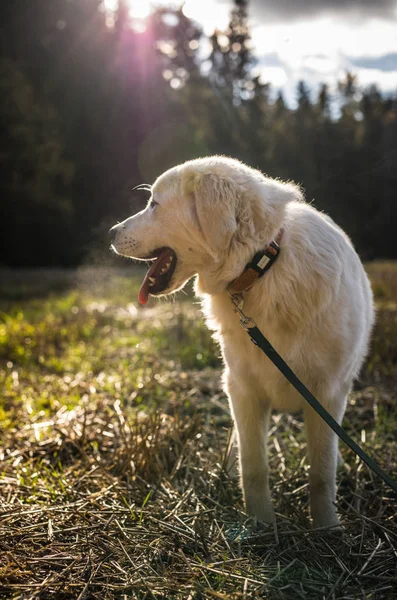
[182,0,229,34]
[103,0,230,33]
[126,1,152,20]
[104,0,152,20]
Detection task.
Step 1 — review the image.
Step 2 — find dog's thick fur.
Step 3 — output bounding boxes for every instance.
[111,156,374,528]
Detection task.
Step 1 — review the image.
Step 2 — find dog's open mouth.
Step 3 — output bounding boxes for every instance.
[138,247,177,305]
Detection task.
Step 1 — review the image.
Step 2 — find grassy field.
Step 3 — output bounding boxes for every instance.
[0,265,396,600]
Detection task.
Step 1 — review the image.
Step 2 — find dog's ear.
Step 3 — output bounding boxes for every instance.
[247,178,303,240]
[183,171,238,258]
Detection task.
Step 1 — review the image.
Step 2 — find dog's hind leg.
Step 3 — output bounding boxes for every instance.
[304,395,346,529]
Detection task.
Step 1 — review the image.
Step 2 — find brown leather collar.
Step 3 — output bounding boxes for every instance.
[228,228,284,294]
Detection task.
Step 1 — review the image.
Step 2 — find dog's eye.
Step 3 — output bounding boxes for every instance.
[150,200,159,210]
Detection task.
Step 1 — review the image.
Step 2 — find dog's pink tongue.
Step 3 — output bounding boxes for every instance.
[138,279,150,306]
[138,249,169,306]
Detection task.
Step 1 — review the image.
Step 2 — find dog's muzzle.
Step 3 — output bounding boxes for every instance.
[109,225,120,245]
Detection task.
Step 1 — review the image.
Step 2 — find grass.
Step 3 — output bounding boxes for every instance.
[0,264,396,599]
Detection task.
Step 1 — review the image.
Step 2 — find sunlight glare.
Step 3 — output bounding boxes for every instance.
[104,0,230,34]
[104,0,152,20]
[104,0,118,11]
[127,1,152,20]
[182,0,230,34]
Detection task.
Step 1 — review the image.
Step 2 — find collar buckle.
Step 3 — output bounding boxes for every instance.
[228,230,283,295]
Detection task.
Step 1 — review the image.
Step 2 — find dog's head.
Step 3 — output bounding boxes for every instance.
[110,156,302,303]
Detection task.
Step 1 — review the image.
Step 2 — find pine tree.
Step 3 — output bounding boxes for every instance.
[296,80,311,112]
[318,83,331,118]
[152,7,202,83]
[208,0,256,103]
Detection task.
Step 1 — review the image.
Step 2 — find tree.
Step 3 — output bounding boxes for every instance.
[318,83,331,118]
[0,58,74,265]
[152,7,202,81]
[296,80,311,112]
[208,0,257,103]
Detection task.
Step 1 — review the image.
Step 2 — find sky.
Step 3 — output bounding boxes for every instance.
[105,0,397,105]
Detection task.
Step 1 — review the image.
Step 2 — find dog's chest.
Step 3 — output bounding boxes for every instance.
[222,326,304,412]
[204,297,304,412]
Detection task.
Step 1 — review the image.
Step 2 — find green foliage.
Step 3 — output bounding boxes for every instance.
[1,263,396,422]
[1,0,397,267]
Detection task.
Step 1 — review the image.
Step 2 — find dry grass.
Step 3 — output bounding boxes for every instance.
[0,266,396,599]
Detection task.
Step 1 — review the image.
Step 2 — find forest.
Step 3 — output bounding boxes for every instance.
[1,0,396,267]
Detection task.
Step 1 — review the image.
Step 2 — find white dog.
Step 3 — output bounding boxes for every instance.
[110,156,374,528]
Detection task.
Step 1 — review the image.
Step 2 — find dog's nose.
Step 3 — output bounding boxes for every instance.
[109,226,118,244]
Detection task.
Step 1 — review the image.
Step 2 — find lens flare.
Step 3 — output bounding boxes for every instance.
[128,1,152,20]
[104,0,152,20]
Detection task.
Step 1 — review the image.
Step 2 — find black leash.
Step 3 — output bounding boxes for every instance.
[228,291,397,494]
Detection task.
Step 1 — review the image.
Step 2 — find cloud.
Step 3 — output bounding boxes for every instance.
[348,53,397,72]
[258,52,283,67]
[252,17,397,58]
[215,1,397,102]
[248,0,397,23]
[351,67,397,91]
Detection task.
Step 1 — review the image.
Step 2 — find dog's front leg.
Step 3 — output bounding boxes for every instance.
[227,377,274,523]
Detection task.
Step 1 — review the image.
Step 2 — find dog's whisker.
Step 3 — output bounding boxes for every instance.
[132,183,152,192]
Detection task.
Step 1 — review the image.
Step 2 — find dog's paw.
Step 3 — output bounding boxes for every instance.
[245,495,275,525]
[312,516,343,533]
